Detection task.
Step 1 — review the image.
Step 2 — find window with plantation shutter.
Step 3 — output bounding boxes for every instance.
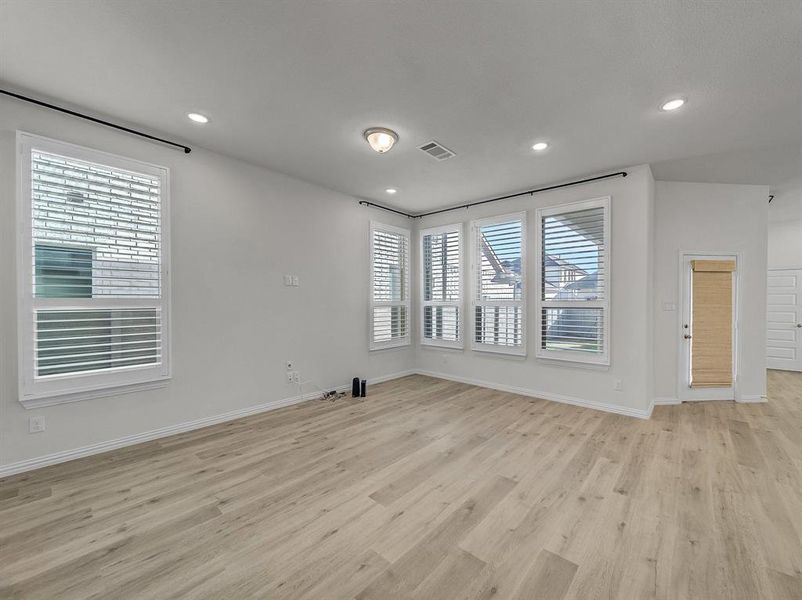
[537,197,610,365]
[370,221,410,350]
[17,133,171,406]
[421,224,462,348]
[471,213,526,355]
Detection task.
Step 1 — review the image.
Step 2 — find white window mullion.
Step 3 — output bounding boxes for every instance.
[536,197,610,365]
[421,224,462,348]
[471,213,526,355]
[370,221,410,350]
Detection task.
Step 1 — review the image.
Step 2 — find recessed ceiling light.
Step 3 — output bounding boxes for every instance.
[531,141,549,151]
[187,112,209,124]
[660,98,685,111]
[385,188,398,194]
[364,127,398,153]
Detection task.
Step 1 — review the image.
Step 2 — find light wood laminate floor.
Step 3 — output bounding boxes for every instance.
[1,371,801,599]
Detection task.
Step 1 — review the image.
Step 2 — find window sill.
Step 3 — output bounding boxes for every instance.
[19,378,170,410]
[471,344,527,358]
[536,351,610,370]
[369,340,411,352]
[420,339,464,351]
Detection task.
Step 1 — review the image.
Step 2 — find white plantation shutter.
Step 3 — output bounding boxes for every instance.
[537,197,610,365]
[18,133,170,405]
[370,222,410,349]
[421,224,462,347]
[472,213,526,354]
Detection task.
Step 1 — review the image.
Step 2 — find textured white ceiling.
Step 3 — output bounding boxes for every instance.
[1,1,801,211]
[651,142,802,191]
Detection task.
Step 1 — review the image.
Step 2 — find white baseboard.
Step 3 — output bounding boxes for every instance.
[651,395,768,406]
[653,397,681,406]
[416,370,653,420]
[0,370,415,478]
[736,394,768,403]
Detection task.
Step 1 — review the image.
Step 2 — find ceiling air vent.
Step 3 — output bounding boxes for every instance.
[418,140,456,161]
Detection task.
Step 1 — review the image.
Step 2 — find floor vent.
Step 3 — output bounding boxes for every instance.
[418,140,456,161]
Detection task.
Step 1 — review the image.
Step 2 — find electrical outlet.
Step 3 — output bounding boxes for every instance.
[286,371,294,383]
[292,371,300,384]
[283,274,293,286]
[613,378,623,391]
[29,415,46,433]
[291,276,299,287]
[286,360,294,370]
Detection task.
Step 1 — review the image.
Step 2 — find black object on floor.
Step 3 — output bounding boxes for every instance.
[360,379,367,397]
[352,377,360,397]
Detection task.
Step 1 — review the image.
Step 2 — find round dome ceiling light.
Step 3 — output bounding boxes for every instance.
[531,141,549,151]
[364,127,398,153]
[385,188,398,194]
[660,98,686,111]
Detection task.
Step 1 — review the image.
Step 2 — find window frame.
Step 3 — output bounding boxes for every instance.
[369,220,411,351]
[419,223,463,349]
[470,211,527,356]
[16,132,172,408]
[536,196,611,366]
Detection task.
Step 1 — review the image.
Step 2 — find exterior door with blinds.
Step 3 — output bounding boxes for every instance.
[17,133,171,405]
[680,254,737,400]
[471,213,525,355]
[767,268,802,371]
[370,221,410,350]
[421,224,462,348]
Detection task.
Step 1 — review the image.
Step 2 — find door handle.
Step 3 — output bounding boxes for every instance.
[684,334,692,339]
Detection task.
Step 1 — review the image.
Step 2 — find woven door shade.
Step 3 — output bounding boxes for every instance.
[690,260,736,388]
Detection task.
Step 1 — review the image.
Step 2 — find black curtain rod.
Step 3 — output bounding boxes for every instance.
[358,200,417,218]
[359,171,628,219]
[0,89,192,154]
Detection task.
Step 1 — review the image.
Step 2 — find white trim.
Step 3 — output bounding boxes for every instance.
[16,132,172,406]
[470,211,527,356]
[653,394,766,406]
[677,251,740,401]
[653,397,681,405]
[0,370,416,478]
[736,395,768,403]
[416,369,653,419]
[19,379,169,409]
[419,222,464,349]
[369,221,411,351]
[535,196,611,366]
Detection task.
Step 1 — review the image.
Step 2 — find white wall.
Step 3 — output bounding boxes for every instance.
[0,97,776,472]
[768,183,802,270]
[653,181,769,402]
[769,220,802,270]
[413,165,656,417]
[0,97,415,469]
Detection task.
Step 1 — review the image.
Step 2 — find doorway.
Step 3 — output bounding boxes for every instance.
[679,253,738,401]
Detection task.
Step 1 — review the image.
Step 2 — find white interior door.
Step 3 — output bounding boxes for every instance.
[767,269,802,371]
